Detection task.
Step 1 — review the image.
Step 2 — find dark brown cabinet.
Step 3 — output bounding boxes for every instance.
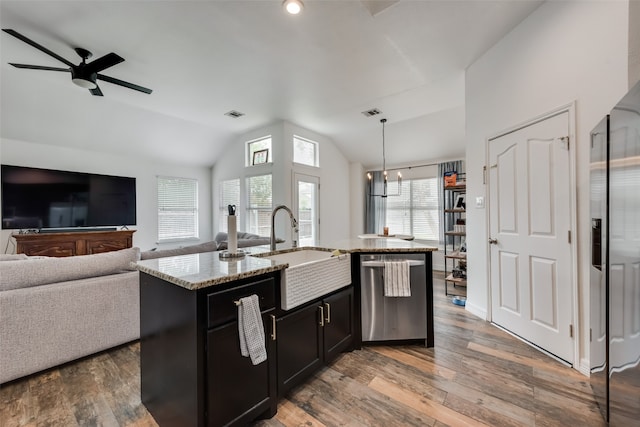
[323,287,354,363]
[141,271,354,427]
[14,229,134,257]
[276,286,354,396]
[207,312,277,426]
[206,278,278,426]
[276,302,323,395]
[140,273,278,427]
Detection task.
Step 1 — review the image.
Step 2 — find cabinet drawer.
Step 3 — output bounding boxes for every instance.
[207,278,276,328]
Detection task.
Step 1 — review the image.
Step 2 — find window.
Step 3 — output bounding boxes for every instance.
[294,173,319,246]
[157,176,198,242]
[246,174,272,236]
[293,136,319,167]
[219,178,240,232]
[247,136,272,166]
[386,177,439,241]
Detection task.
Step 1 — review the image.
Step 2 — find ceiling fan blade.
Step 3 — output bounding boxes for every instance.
[2,29,75,68]
[9,63,70,72]
[85,52,124,74]
[97,74,152,94]
[90,86,104,96]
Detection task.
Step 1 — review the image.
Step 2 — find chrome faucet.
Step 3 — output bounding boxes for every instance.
[270,205,299,250]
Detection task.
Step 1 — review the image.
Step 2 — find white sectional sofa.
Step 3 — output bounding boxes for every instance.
[0,247,141,384]
[0,233,274,384]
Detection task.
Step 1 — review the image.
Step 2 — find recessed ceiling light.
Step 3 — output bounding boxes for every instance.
[283,0,303,15]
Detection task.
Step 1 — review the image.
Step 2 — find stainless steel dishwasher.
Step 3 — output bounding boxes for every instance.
[360,253,428,343]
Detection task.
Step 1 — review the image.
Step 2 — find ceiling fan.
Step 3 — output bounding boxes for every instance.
[2,29,152,96]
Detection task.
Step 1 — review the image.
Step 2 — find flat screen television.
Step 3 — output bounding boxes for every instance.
[1,165,136,230]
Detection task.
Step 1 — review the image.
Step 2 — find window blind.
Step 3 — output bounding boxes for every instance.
[157,176,199,242]
[246,174,272,236]
[386,177,439,241]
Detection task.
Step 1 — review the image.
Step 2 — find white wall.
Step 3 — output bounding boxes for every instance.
[465,0,629,371]
[629,0,640,87]
[212,120,351,245]
[349,162,365,237]
[0,138,213,252]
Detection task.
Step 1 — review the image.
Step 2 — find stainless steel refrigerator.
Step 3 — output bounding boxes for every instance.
[590,80,640,425]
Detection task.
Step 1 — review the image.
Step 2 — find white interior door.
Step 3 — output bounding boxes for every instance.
[293,173,319,247]
[489,111,574,364]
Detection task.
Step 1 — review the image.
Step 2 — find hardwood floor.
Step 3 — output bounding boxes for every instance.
[0,276,606,427]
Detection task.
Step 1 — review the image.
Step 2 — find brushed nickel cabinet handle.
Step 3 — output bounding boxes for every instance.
[270,314,276,341]
[319,306,325,327]
[324,302,331,324]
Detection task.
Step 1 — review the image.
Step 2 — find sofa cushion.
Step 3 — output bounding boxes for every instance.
[0,247,140,292]
[214,232,278,250]
[140,240,218,260]
[217,238,272,250]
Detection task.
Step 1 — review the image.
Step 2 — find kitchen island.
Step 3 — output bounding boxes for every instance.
[136,238,436,427]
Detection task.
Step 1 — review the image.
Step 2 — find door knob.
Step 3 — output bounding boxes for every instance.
[488,238,498,245]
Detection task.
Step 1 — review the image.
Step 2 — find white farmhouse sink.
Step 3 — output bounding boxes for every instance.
[264,249,334,266]
[262,249,351,310]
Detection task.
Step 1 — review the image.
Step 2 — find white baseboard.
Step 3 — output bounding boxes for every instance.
[465,301,487,320]
[578,358,590,376]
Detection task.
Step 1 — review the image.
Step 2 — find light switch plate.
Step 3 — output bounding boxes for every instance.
[475,196,485,208]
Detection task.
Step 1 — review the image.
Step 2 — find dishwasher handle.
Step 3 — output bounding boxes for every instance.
[361,260,424,268]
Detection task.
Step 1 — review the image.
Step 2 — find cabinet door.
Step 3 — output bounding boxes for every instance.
[276,303,323,396]
[207,312,276,427]
[323,287,354,363]
[18,241,77,257]
[85,238,130,254]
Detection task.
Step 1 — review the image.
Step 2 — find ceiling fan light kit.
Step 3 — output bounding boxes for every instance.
[1,28,152,96]
[71,76,97,89]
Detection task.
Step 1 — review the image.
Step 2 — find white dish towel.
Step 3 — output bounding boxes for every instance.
[238,294,267,365]
[384,261,411,297]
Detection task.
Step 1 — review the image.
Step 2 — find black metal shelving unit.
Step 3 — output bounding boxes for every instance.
[443,179,467,297]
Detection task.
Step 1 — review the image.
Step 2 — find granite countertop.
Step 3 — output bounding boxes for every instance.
[136,251,288,290]
[319,237,438,253]
[135,237,437,290]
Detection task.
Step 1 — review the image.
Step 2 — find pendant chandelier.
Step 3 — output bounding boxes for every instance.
[367,118,402,197]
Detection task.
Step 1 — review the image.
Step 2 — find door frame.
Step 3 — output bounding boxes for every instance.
[485,102,580,369]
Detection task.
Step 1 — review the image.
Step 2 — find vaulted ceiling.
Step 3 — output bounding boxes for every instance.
[0,0,542,168]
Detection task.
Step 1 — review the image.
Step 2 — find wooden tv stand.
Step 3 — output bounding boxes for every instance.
[14,229,135,257]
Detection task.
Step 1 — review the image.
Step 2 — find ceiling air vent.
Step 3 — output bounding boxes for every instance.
[362,108,381,117]
[225,110,245,118]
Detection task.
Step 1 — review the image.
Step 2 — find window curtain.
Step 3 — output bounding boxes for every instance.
[438,160,464,246]
[364,171,387,234]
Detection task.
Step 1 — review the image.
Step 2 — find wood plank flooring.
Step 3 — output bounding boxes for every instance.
[0,275,607,426]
